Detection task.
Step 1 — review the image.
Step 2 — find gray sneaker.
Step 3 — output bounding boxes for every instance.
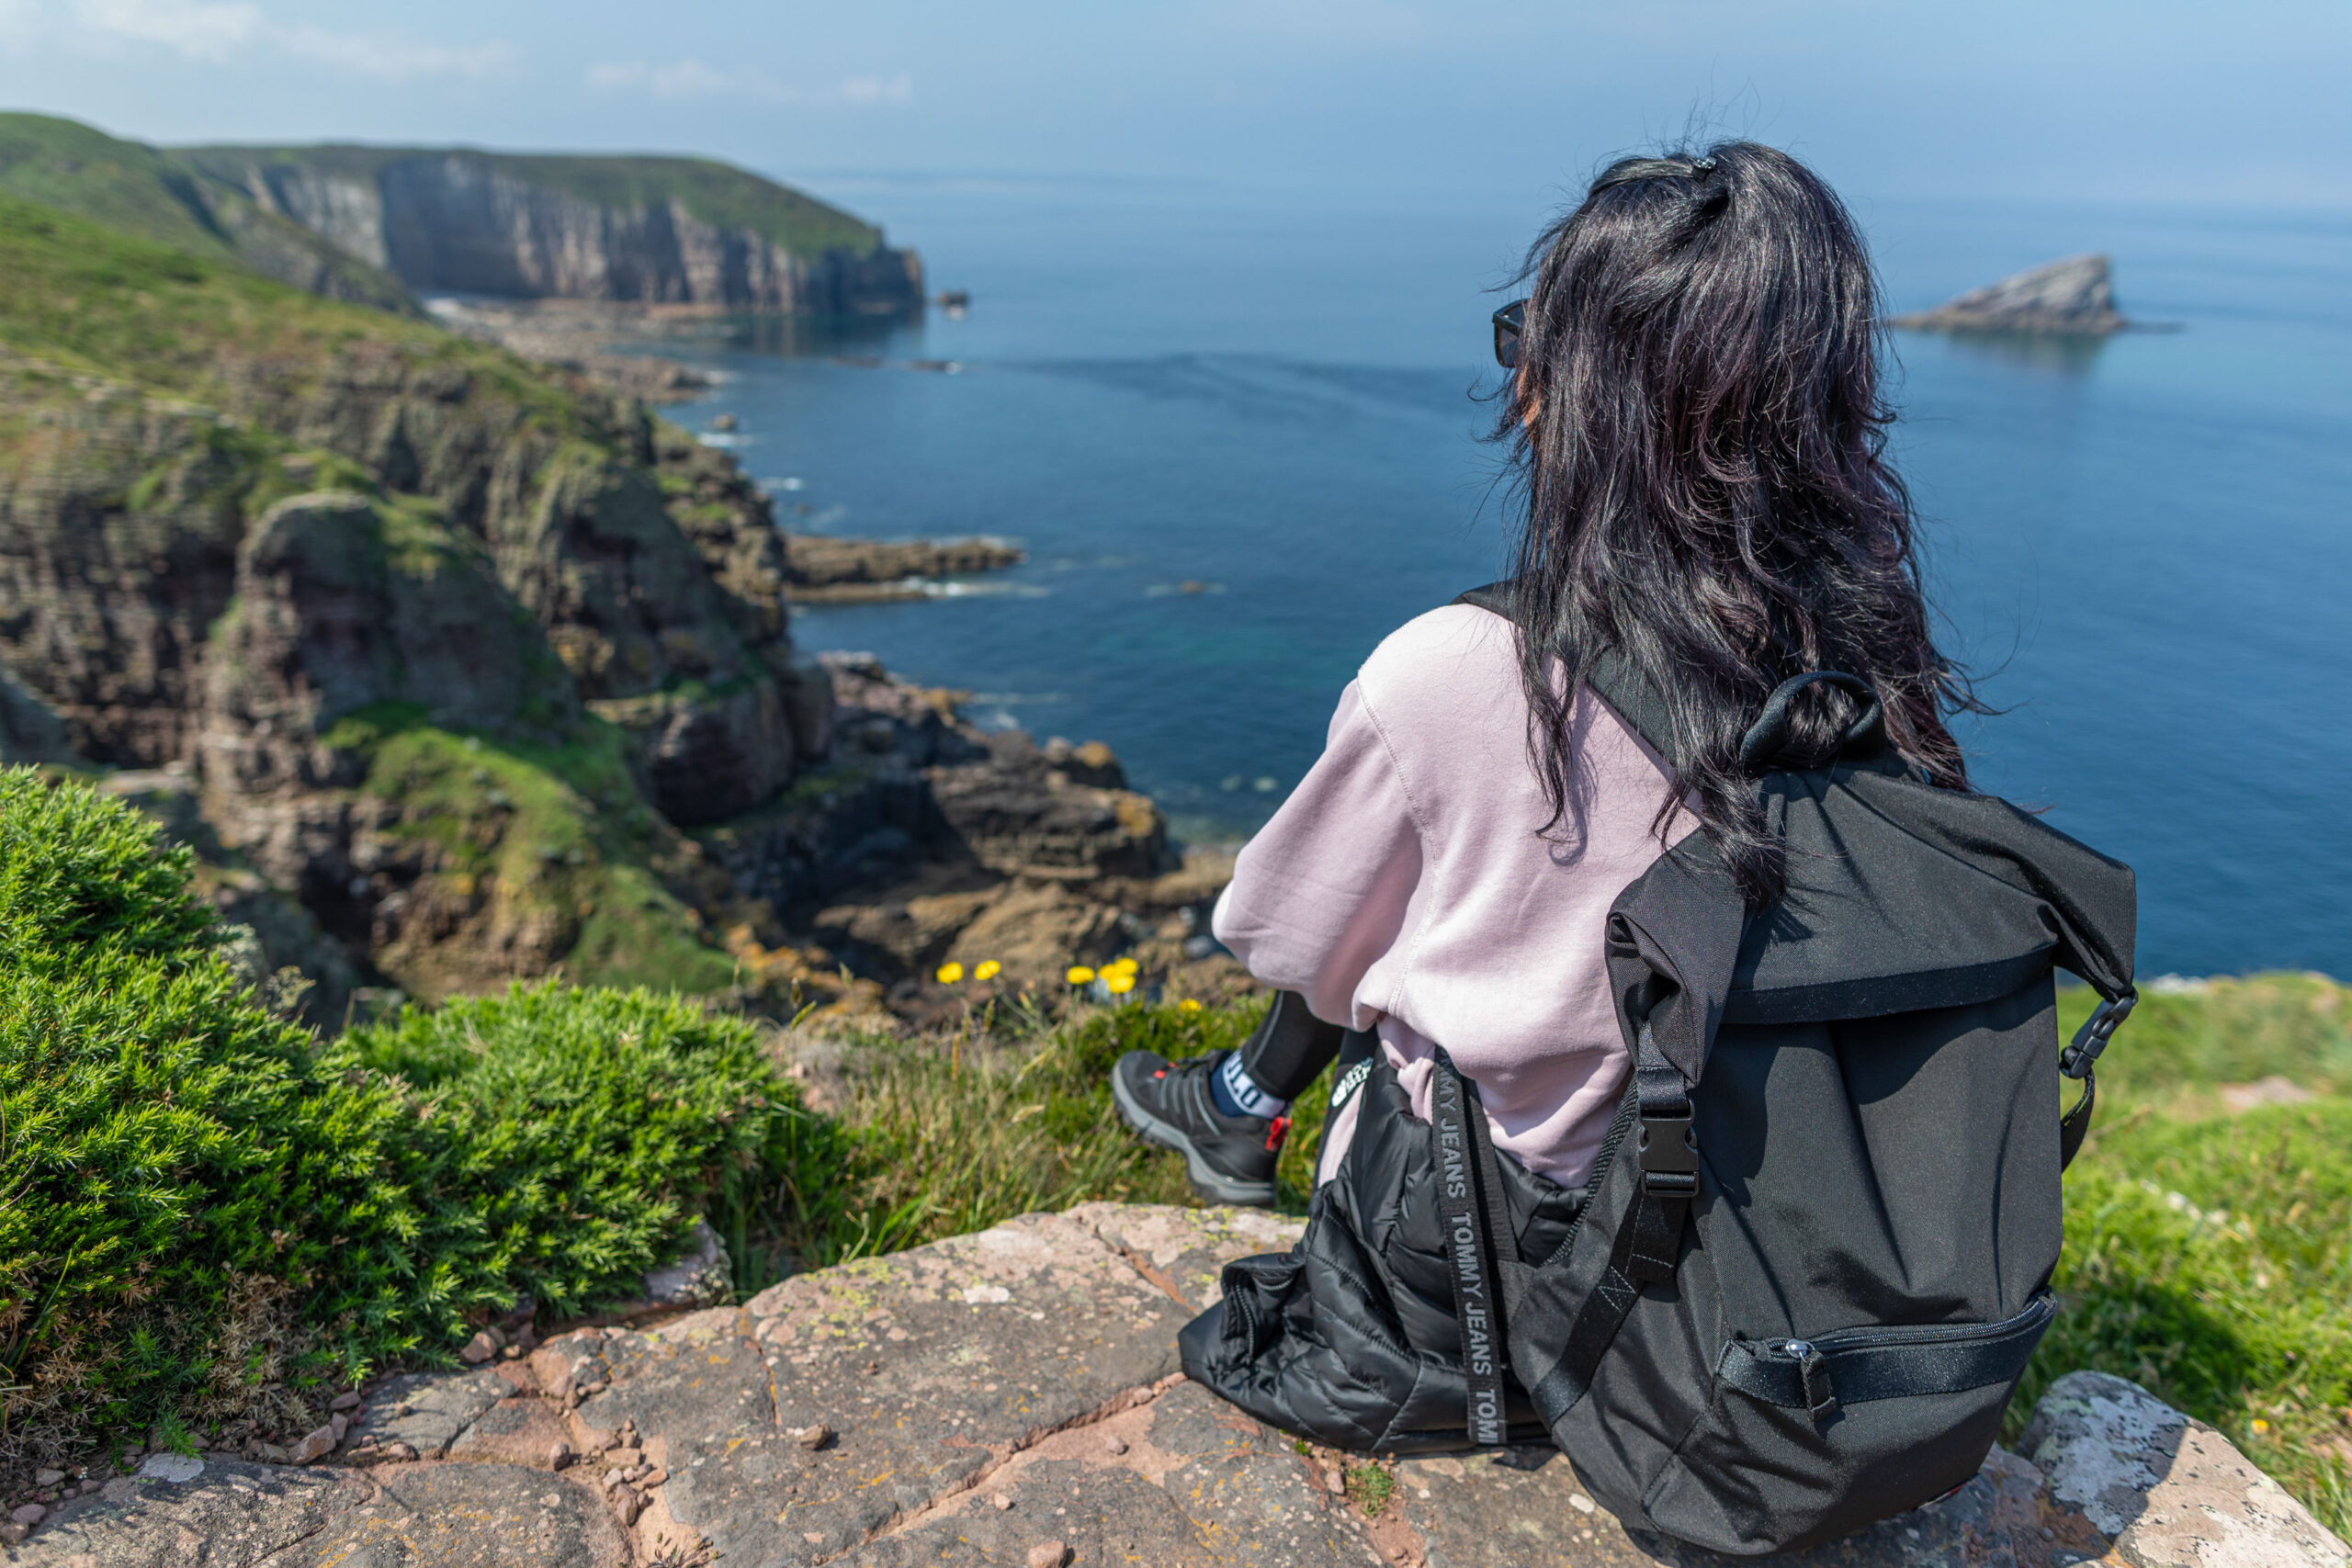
[1112,1049,1286,1207]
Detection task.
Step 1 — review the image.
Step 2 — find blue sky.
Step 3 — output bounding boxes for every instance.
[1,1,2346,214]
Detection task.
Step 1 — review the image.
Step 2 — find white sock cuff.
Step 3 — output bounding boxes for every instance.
[1219,1051,1288,1118]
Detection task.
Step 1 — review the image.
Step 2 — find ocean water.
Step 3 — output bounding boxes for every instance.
[664,178,2351,980]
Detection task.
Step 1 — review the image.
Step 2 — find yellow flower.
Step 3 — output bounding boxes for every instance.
[2252,1418,2270,1435]
[1067,965,1097,985]
[936,962,965,984]
[975,959,1002,981]
[1105,973,1136,996]
[1107,956,1139,976]
[1178,998,1203,1012]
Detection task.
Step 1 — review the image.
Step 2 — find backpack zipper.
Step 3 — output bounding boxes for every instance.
[1756,1292,2054,1359]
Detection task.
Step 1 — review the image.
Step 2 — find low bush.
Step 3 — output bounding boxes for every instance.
[0,769,846,1483]
[0,770,402,1476]
[344,984,857,1323]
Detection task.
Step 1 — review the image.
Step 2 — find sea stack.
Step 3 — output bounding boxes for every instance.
[1891,254,2128,334]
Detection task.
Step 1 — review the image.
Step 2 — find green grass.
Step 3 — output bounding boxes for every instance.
[0,113,412,311]
[2015,978,2352,1535]
[0,113,232,257]
[0,186,582,427]
[318,705,737,998]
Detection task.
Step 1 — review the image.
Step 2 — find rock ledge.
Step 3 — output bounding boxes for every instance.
[12,1205,2343,1567]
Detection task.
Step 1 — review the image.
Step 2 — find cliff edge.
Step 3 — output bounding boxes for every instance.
[175,142,923,315]
[11,1207,2344,1567]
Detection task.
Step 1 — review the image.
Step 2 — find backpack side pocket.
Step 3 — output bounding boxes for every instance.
[1639,1292,2056,1555]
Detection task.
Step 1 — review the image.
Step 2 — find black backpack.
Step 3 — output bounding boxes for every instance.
[1180,585,2138,1556]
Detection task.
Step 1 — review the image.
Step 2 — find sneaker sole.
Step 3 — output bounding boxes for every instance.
[1111,1067,1279,1208]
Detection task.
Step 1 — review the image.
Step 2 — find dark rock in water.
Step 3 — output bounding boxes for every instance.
[1891,253,2129,334]
[781,534,1024,602]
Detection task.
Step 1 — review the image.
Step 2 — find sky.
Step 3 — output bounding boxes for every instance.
[1,0,2348,218]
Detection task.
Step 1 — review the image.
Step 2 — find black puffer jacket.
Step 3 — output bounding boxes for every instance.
[1180,1053,1583,1453]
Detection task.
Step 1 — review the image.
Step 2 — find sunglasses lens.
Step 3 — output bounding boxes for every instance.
[1492,299,1527,369]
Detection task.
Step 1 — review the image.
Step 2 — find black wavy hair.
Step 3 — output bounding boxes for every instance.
[1498,141,1979,906]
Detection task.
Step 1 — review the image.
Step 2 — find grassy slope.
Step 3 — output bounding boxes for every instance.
[0,113,227,253]
[0,191,735,997]
[2026,977,2352,1534]
[798,976,2351,1537]
[0,113,412,310]
[321,705,735,997]
[172,142,888,258]
[0,189,546,409]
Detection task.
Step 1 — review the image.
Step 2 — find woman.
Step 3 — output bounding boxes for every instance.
[1114,140,1973,1207]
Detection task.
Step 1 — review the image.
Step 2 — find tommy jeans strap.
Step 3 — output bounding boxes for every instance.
[1429,1047,1510,1447]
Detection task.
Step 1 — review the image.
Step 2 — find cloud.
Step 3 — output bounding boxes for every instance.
[277,25,512,82]
[585,58,775,101]
[61,0,508,78]
[830,73,914,107]
[71,0,258,60]
[585,60,914,108]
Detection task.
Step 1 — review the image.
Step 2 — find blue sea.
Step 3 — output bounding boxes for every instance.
[665,177,2352,981]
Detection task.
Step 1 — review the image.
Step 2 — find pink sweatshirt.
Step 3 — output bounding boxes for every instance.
[1211,604,1693,1187]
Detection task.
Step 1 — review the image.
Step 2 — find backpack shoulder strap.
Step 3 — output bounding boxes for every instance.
[1452,581,1684,771]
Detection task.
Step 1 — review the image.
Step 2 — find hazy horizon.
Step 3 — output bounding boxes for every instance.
[1,0,2347,228]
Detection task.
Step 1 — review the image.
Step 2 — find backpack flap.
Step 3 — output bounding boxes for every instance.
[1728,763,2137,1026]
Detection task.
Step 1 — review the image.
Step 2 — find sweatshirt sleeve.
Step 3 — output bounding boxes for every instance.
[1210,679,1424,1029]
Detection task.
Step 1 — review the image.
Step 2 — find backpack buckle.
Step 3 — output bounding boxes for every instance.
[2060,992,2137,1079]
[1637,1112,1698,1199]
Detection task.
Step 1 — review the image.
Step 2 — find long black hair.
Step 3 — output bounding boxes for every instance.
[1498,140,1978,906]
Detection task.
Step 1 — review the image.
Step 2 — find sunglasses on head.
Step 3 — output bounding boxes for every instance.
[1491,299,1528,369]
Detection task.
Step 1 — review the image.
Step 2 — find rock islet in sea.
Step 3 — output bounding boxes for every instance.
[1891,252,2132,335]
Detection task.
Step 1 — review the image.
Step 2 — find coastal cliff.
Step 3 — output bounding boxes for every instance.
[175,144,923,314]
[0,187,816,1000]
[0,179,1195,1022]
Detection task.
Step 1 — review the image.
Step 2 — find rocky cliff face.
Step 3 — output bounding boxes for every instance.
[185,150,923,314]
[0,190,821,1002]
[0,187,1215,1023]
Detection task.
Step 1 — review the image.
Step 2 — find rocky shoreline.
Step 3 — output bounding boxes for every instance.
[700,650,1245,1025]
